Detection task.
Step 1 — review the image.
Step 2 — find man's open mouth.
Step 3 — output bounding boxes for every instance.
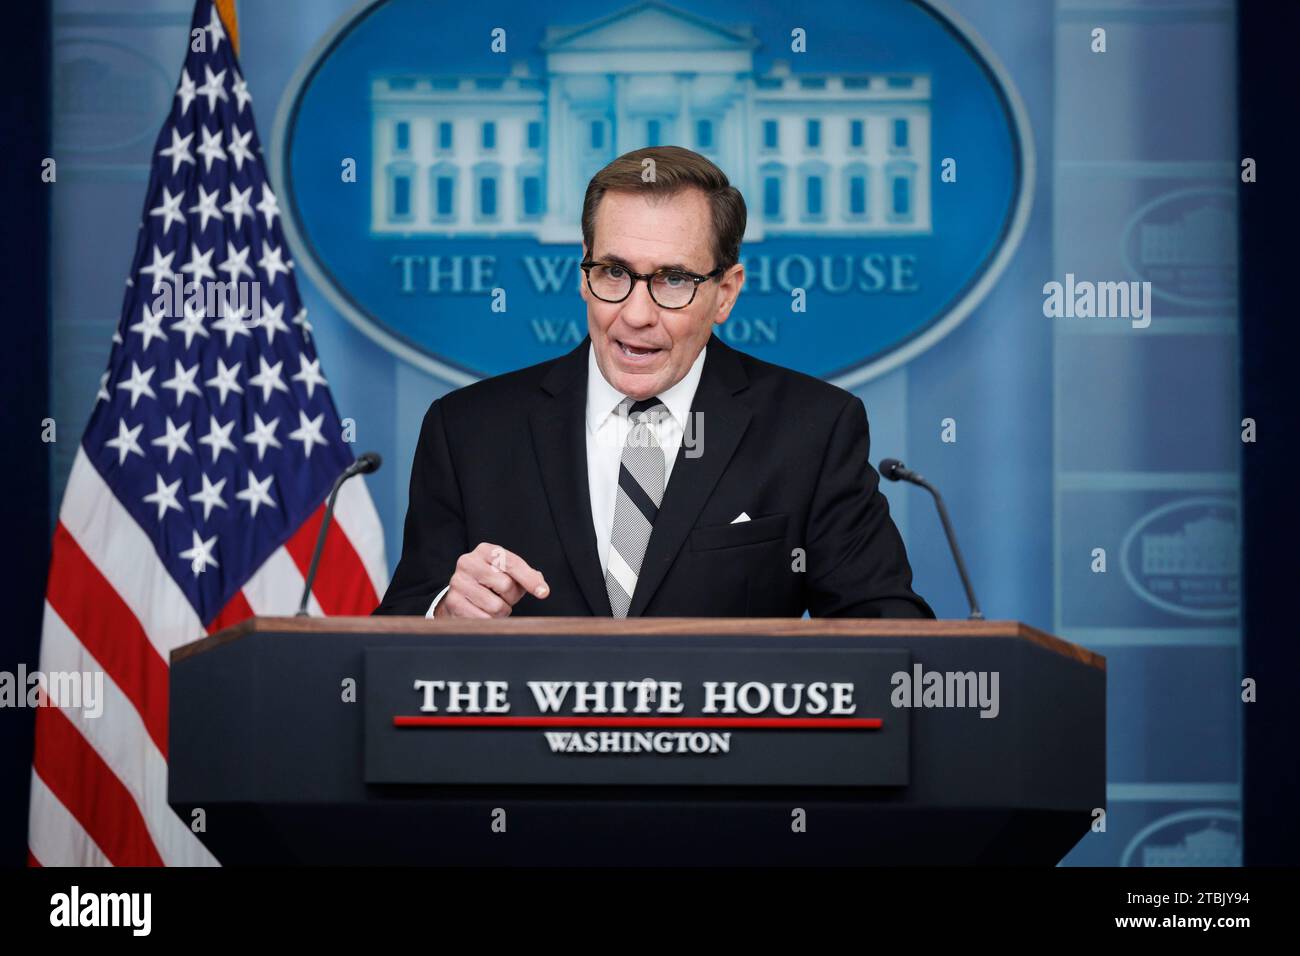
[617,339,662,358]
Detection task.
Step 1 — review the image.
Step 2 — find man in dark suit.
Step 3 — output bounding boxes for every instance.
[375,146,932,620]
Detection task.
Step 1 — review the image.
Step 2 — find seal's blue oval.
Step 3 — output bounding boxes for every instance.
[273,0,1033,385]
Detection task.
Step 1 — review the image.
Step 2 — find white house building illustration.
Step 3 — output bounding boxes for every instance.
[1139,205,1236,268]
[1141,823,1241,867]
[370,1,932,241]
[1141,515,1237,577]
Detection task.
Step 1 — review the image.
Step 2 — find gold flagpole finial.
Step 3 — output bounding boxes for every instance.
[214,0,239,56]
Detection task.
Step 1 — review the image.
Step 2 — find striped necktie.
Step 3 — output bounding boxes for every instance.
[605,396,668,618]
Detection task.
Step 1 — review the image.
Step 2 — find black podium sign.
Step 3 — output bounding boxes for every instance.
[363,645,911,786]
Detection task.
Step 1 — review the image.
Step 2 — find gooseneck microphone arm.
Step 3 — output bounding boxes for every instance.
[878,458,983,620]
[297,452,383,617]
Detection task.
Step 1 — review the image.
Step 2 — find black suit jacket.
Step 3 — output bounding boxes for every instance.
[375,336,933,618]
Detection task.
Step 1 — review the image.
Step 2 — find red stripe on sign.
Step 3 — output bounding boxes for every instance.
[394,716,884,729]
[27,849,41,868]
[208,587,255,634]
[31,705,165,867]
[284,502,381,615]
[46,522,170,755]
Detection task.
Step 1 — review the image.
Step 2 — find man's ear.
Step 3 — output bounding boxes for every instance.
[713,262,745,324]
[578,243,589,299]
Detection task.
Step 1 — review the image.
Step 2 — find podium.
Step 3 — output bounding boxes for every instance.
[168,617,1104,865]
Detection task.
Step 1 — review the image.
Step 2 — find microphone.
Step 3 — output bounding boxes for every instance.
[296,452,383,616]
[878,458,983,620]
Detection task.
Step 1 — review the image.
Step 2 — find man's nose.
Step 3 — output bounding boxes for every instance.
[620,279,658,327]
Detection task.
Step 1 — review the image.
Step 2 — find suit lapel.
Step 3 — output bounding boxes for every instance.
[627,337,752,617]
[530,339,612,616]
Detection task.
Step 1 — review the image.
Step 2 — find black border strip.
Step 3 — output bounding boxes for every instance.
[1238,0,1300,866]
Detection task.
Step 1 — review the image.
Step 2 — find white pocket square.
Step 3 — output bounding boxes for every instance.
[730,512,751,524]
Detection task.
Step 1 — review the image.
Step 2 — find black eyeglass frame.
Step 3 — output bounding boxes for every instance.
[580,259,725,309]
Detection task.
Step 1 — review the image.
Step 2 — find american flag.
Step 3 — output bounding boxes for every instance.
[28,0,386,866]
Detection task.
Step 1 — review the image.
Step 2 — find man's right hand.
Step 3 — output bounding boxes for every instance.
[434,543,550,618]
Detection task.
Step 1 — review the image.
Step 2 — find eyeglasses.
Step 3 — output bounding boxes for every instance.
[581,260,724,310]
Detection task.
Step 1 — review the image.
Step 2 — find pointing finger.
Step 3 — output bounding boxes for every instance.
[488,546,550,599]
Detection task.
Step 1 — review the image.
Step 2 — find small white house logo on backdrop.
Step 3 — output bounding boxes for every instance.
[1121,187,1237,309]
[1121,497,1239,619]
[1121,810,1242,867]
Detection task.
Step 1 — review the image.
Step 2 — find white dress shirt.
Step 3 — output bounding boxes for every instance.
[427,341,708,617]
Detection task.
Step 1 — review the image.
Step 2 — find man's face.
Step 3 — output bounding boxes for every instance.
[582,187,744,401]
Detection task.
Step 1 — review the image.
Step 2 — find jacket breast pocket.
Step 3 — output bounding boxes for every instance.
[689,513,789,552]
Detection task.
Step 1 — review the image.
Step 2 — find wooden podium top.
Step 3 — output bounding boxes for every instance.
[173,616,1104,670]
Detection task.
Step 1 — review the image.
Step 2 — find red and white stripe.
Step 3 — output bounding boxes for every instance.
[28,447,386,866]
